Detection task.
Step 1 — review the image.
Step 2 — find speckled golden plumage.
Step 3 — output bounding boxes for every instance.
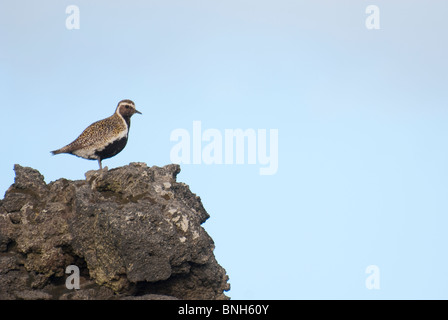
[51,99,142,169]
[55,113,127,153]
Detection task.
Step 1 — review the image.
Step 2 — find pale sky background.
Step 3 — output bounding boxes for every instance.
[1,0,448,299]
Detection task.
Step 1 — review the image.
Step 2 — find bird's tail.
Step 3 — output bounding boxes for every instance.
[51,143,76,155]
[50,148,63,155]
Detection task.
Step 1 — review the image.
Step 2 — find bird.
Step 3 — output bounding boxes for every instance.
[51,99,142,170]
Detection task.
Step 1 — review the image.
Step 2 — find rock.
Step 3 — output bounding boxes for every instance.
[0,163,230,300]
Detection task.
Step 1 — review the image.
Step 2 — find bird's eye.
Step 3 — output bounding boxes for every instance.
[125,105,130,109]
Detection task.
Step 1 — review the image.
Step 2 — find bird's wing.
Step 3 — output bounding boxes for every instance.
[61,116,121,153]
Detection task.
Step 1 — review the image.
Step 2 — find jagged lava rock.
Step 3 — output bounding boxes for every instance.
[0,163,230,299]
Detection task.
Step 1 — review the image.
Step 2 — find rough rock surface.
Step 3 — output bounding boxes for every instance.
[0,163,230,300]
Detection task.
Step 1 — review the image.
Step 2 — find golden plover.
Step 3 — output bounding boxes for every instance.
[51,99,141,169]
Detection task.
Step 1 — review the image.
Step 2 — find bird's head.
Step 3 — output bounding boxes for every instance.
[116,99,142,118]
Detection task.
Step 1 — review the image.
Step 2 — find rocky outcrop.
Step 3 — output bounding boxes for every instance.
[0,163,229,300]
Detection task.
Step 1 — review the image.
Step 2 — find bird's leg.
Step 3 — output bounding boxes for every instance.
[98,159,102,170]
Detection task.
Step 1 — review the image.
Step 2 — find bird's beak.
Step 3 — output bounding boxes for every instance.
[135,109,142,115]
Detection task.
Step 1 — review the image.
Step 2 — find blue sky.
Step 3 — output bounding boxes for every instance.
[1,1,448,299]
